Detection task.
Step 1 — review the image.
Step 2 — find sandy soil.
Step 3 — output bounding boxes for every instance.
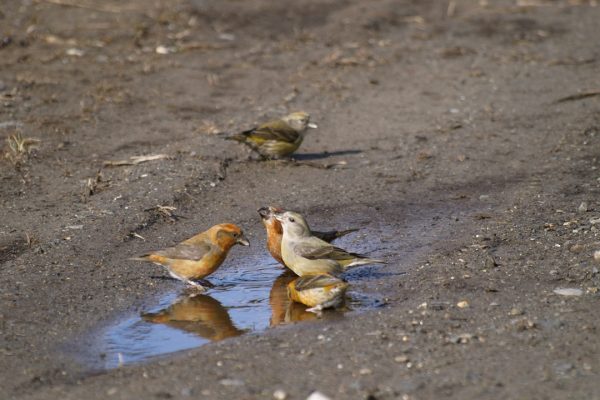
[1,0,600,399]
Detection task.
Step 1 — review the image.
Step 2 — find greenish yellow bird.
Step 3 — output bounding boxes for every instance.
[287,273,349,312]
[225,111,317,159]
[275,211,385,276]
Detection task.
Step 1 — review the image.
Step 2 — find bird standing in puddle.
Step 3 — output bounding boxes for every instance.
[274,210,384,276]
[287,273,349,312]
[130,223,249,290]
[224,111,317,159]
[258,206,357,267]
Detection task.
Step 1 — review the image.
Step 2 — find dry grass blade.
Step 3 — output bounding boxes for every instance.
[35,0,141,14]
[144,205,184,222]
[555,91,600,103]
[103,154,170,167]
[4,132,40,165]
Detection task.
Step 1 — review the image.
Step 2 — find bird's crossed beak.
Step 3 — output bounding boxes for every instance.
[237,234,250,246]
[257,207,270,220]
[273,212,285,222]
[258,206,284,220]
[307,122,318,129]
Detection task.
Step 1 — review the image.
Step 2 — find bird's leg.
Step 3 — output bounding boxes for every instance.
[185,280,207,292]
[306,304,324,314]
[193,279,215,288]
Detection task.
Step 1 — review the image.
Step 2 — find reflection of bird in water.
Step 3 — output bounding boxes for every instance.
[269,270,344,326]
[269,270,299,326]
[142,293,244,341]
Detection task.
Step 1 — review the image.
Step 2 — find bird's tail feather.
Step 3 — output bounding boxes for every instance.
[220,131,248,143]
[334,228,359,239]
[345,257,386,268]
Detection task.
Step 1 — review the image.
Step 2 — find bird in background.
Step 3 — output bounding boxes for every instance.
[258,206,357,267]
[224,111,317,159]
[287,273,349,312]
[275,210,384,276]
[130,223,249,290]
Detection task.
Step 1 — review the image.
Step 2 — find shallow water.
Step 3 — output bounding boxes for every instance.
[92,253,383,369]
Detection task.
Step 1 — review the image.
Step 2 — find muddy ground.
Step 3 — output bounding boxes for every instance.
[1,0,600,398]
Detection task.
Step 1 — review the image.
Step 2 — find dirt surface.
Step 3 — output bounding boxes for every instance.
[2,0,600,398]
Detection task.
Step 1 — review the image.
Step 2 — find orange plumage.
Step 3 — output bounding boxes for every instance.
[131,223,249,289]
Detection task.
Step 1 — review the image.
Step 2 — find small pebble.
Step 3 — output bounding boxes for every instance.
[66,48,84,57]
[457,300,469,308]
[578,202,589,213]
[594,250,600,263]
[569,244,584,253]
[219,378,244,387]
[359,368,372,375]
[553,288,583,297]
[394,355,409,363]
[307,391,331,400]
[273,389,287,400]
[509,307,524,316]
[156,45,176,54]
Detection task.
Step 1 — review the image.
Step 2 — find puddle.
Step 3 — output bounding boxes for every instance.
[90,254,383,370]
[77,201,479,371]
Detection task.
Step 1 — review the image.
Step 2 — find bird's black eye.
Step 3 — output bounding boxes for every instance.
[289,217,295,223]
[233,232,239,238]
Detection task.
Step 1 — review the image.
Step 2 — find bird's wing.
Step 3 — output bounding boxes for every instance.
[293,238,362,261]
[153,242,213,261]
[294,274,344,291]
[247,120,300,143]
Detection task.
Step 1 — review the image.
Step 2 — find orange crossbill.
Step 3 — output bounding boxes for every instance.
[275,211,384,276]
[131,223,249,289]
[258,206,357,267]
[224,111,317,159]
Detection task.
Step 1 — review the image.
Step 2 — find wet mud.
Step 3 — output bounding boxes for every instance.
[1,1,600,399]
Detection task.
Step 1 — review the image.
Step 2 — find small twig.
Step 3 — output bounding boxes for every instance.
[129,232,146,240]
[103,154,170,167]
[292,160,348,170]
[555,91,600,104]
[35,0,140,14]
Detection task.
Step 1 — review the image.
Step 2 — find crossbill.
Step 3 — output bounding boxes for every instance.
[258,206,357,267]
[287,273,349,312]
[131,223,249,289]
[274,211,384,276]
[224,111,317,159]
[142,293,244,341]
[270,271,344,324]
